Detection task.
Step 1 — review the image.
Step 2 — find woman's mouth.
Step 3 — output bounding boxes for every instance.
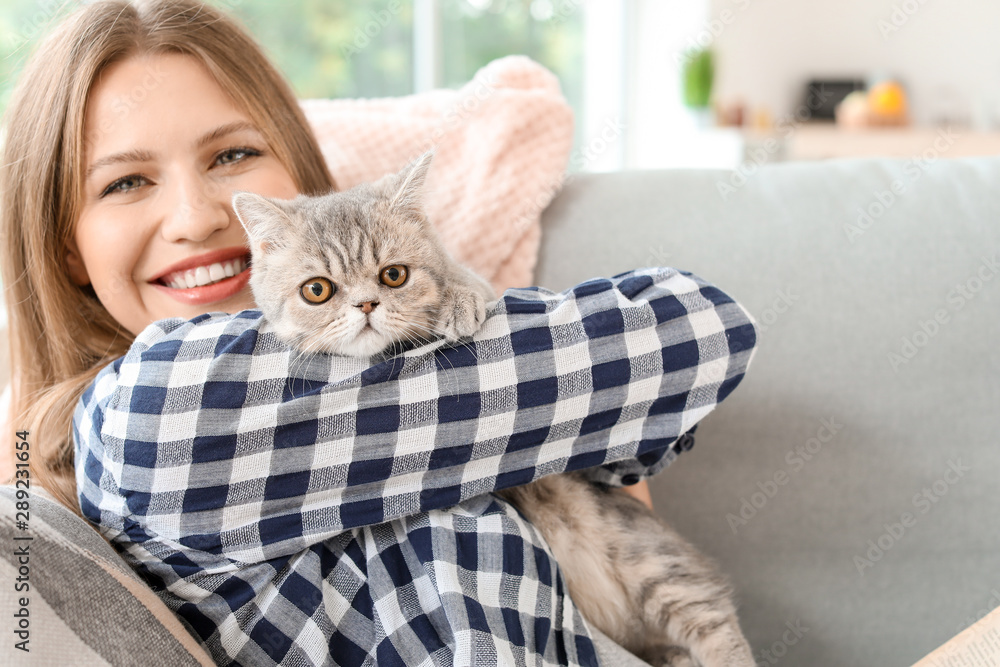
[151,253,253,306]
[160,255,249,289]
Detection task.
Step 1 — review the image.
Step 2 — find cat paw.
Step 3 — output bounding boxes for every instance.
[442,288,487,341]
[654,646,697,667]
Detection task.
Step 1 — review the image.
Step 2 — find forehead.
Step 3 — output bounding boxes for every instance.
[297,214,427,274]
[84,51,248,158]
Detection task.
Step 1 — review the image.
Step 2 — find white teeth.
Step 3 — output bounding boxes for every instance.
[194,267,210,287]
[208,263,226,282]
[163,257,246,289]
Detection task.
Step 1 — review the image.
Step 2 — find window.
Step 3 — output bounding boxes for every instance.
[214,0,586,161]
[206,0,415,99]
[1,1,710,173]
[434,0,584,151]
[1,1,587,164]
[0,1,75,119]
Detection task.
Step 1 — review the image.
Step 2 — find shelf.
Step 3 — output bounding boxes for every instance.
[744,124,1000,161]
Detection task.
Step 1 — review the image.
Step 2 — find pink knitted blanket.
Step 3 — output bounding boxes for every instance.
[300,56,575,294]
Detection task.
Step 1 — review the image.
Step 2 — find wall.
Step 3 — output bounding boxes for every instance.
[707,0,1000,128]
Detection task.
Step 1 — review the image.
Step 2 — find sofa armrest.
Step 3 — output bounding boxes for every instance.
[0,485,214,666]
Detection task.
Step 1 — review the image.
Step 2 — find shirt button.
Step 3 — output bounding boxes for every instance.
[621,474,640,486]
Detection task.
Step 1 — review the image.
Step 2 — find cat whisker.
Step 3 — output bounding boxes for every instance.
[382,322,461,396]
[395,321,481,400]
[403,324,472,364]
[288,318,351,386]
[285,333,314,395]
[403,320,481,364]
[379,330,415,380]
[288,332,332,396]
[387,319,459,368]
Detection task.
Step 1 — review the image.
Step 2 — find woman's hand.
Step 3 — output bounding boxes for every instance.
[618,480,653,510]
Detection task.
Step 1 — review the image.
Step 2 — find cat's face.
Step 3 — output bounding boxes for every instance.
[233,152,454,357]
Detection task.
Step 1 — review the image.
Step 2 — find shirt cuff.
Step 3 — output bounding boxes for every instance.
[579,425,698,487]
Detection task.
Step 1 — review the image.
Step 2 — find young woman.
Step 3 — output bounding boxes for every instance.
[0,0,333,501]
[1,1,757,665]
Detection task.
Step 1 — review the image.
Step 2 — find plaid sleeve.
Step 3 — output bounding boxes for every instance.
[73,266,757,563]
[579,424,700,487]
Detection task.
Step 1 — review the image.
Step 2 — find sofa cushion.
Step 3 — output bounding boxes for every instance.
[0,486,213,666]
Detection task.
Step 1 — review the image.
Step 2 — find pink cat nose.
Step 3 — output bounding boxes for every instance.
[356,301,379,314]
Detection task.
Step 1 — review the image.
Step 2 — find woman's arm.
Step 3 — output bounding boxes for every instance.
[74,267,757,563]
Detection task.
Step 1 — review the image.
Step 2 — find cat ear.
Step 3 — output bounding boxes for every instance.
[232,191,292,255]
[387,150,434,216]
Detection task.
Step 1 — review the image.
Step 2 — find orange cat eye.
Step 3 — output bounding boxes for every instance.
[380,265,408,288]
[300,277,335,304]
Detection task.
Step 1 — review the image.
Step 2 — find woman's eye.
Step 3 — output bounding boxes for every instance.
[300,277,335,304]
[97,147,260,198]
[102,175,147,197]
[380,265,408,288]
[216,147,260,166]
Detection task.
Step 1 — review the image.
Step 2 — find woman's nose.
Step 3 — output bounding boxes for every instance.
[159,171,231,243]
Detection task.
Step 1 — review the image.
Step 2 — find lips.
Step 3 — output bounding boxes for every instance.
[150,246,251,285]
[161,256,248,289]
[149,246,254,307]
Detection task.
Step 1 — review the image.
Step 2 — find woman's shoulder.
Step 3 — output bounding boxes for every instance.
[86,309,284,400]
[122,308,297,365]
[132,308,266,350]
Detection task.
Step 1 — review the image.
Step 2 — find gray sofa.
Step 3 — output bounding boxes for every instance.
[3,156,998,666]
[537,156,1000,666]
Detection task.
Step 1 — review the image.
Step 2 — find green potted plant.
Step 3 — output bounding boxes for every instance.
[681,48,714,125]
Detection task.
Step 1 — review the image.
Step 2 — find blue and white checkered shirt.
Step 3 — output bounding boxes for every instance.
[73,267,757,667]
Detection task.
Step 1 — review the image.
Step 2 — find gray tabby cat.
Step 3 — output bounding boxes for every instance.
[231,152,755,667]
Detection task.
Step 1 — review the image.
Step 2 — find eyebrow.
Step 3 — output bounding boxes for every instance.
[85,120,261,180]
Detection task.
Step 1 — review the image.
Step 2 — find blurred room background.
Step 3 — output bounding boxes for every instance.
[4,0,1000,174]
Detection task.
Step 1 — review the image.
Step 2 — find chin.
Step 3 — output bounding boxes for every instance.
[328,331,392,358]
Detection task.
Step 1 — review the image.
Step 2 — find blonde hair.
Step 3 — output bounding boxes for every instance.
[0,0,335,513]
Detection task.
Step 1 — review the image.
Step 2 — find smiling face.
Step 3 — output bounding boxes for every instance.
[66,51,300,336]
